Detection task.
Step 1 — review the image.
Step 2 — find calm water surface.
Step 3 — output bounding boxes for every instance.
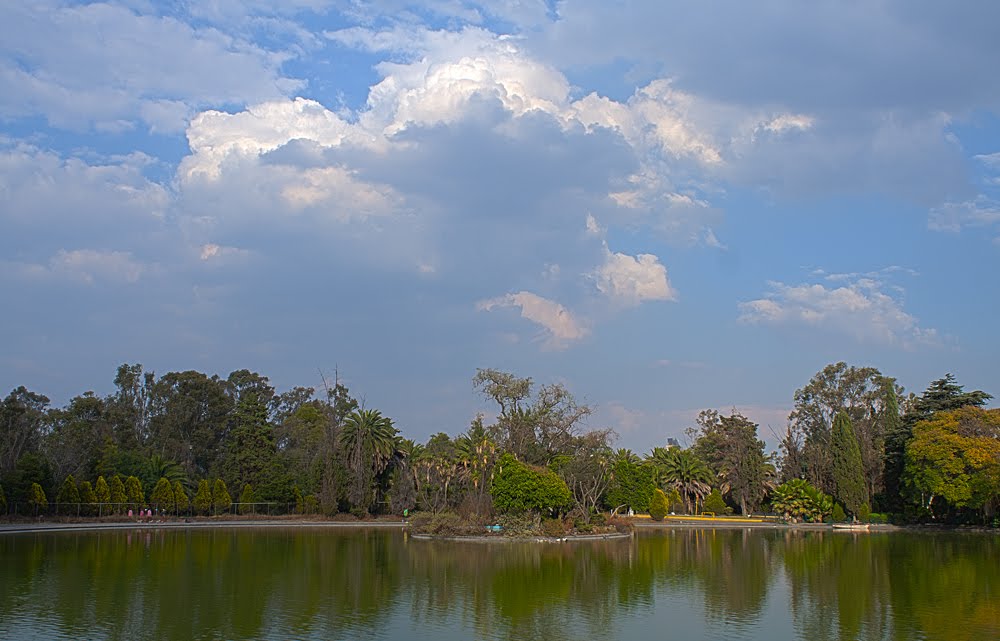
[0,526,996,641]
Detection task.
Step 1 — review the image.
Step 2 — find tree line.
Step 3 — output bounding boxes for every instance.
[0,363,995,524]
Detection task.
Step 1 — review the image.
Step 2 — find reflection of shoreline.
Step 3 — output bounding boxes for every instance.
[410,532,633,543]
[0,520,408,535]
[634,520,900,531]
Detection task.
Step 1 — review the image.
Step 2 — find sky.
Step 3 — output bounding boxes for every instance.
[2,1,998,454]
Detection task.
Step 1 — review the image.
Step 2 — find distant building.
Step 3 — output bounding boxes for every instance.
[666,437,680,449]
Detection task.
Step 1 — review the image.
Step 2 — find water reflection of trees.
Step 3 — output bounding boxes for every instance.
[0,529,997,640]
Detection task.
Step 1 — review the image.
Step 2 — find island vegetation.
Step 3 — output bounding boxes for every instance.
[0,363,996,530]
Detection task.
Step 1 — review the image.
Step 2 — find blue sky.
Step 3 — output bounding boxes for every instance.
[2,1,998,453]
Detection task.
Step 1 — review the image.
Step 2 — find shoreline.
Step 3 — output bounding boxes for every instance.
[410,531,633,543]
[0,519,407,535]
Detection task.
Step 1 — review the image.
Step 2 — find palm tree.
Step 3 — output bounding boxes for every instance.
[340,409,398,513]
[613,448,640,465]
[658,449,713,514]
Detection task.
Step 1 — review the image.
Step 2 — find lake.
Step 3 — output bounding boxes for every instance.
[0,525,996,640]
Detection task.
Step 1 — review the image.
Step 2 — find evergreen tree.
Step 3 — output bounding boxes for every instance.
[703,488,732,515]
[293,485,304,514]
[649,488,668,521]
[173,481,189,515]
[193,479,212,515]
[150,477,174,512]
[222,393,286,501]
[124,475,144,507]
[238,483,255,514]
[95,476,111,504]
[880,383,906,513]
[831,503,847,522]
[832,412,867,517]
[56,474,81,507]
[0,483,6,514]
[29,482,48,514]
[109,475,126,511]
[213,479,232,515]
[79,480,96,515]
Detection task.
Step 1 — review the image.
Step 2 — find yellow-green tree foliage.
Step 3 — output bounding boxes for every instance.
[29,482,48,512]
[124,475,144,507]
[238,483,255,514]
[173,481,189,514]
[213,479,232,514]
[95,476,111,504]
[79,480,97,515]
[703,488,732,515]
[293,485,304,514]
[150,477,174,511]
[0,483,7,513]
[904,407,1000,513]
[56,474,81,504]
[649,488,669,521]
[109,475,126,509]
[193,479,212,515]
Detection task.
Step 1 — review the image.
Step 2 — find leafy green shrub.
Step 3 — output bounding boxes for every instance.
[492,453,571,516]
[868,512,888,524]
[212,479,232,514]
[858,502,871,523]
[94,476,111,506]
[703,489,732,515]
[29,482,48,514]
[831,503,847,523]
[193,479,212,515]
[770,479,833,522]
[293,485,304,514]
[124,476,144,507]
[238,484,255,514]
[110,475,126,510]
[0,483,7,514]
[605,460,655,513]
[649,488,669,521]
[303,495,319,514]
[79,481,96,515]
[57,475,81,507]
[150,477,174,512]
[173,481,189,514]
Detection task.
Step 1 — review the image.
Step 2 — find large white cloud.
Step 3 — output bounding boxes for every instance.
[738,275,937,348]
[0,2,301,132]
[593,246,676,306]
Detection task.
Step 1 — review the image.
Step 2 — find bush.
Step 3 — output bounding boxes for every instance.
[150,477,174,512]
[173,481,189,514]
[293,485,304,514]
[605,460,655,513]
[541,518,569,538]
[868,512,888,524]
[56,475,81,507]
[492,453,571,516]
[238,484,256,514]
[94,476,111,505]
[831,503,847,523]
[703,489,732,515]
[0,483,6,514]
[858,502,871,523]
[303,495,319,514]
[110,475,126,509]
[29,482,48,513]
[496,513,541,536]
[607,516,634,534]
[649,488,669,521]
[79,481,97,516]
[124,476,144,507]
[212,479,232,514]
[193,479,212,515]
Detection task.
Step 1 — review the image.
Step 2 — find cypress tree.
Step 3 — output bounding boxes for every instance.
[95,476,111,504]
[124,475,144,508]
[79,480,96,516]
[881,384,906,513]
[150,477,174,512]
[293,485,304,514]
[193,479,212,515]
[173,481,189,515]
[212,479,232,515]
[832,411,867,517]
[109,475,127,511]
[0,483,7,514]
[238,484,255,514]
[649,488,668,521]
[57,474,81,505]
[29,482,48,515]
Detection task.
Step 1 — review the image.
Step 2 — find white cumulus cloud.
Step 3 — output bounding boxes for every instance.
[477,291,587,349]
[593,247,676,306]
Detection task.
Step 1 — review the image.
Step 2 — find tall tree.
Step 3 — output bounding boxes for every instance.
[148,371,232,480]
[831,412,867,517]
[690,410,774,515]
[108,363,154,449]
[340,409,398,513]
[0,387,49,479]
[222,392,286,501]
[781,363,899,500]
[654,449,713,514]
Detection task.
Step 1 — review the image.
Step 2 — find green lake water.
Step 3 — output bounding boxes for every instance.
[0,526,996,641]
